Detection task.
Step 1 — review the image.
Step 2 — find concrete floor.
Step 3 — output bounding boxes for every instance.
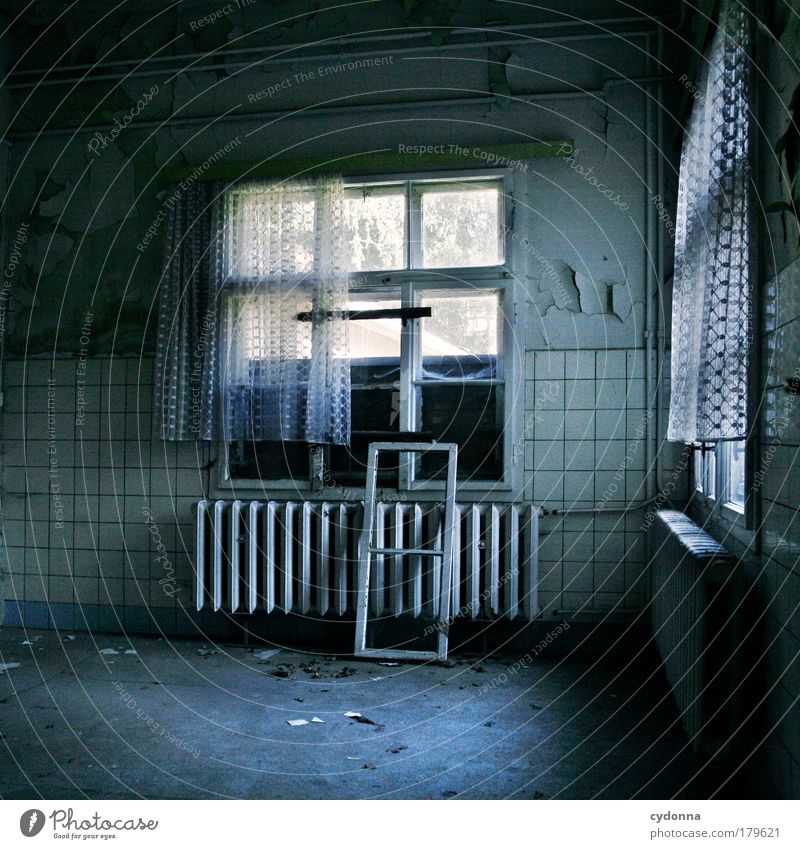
[0,626,711,799]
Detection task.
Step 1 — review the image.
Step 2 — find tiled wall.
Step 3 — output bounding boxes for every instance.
[755,257,800,798]
[0,356,211,635]
[524,348,651,616]
[1,345,656,633]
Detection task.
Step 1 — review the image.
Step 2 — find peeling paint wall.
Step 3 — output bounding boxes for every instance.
[1,2,685,630]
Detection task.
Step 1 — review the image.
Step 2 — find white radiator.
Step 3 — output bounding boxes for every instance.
[651,510,745,754]
[195,500,539,621]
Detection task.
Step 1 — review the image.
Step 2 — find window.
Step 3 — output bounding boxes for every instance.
[343,177,504,271]
[692,439,745,514]
[229,174,513,490]
[721,440,745,511]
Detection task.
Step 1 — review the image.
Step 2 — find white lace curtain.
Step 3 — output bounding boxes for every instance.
[154,177,350,445]
[667,0,751,444]
[221,178,350,445]
[153,181,223,441]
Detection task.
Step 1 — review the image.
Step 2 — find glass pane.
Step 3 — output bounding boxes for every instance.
[229,440,309,481]
[726,440,745,510]
[344,185,406,271]
[347,294,401,380]
[419,289,500,380]
[417,181,503,268]
[706,450,716,500]
[329,292,402,486]
[419,384,503,481]
[693,447,703,492]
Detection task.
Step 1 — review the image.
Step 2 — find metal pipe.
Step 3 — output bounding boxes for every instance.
[8,74,672,141]
[540,497,657,517]
[8,88,601,140]
[645,33,658,505]
[6,19,661,88]
[655,26,667,497]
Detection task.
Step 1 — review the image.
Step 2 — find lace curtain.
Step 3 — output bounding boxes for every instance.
[221,178,350,445]
[153,181,223,441]
[667,0,751,444]
[154,177,350,445]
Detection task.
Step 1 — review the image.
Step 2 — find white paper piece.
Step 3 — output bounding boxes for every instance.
[99,648,119,655]
[255,649,280,660]
[344,711,361,718]
[21,641,33,645]
[0,663,21,673]
[124,650,137,655]
[311,717,325,723]
[379,662,400,667]
[287,719,309,727]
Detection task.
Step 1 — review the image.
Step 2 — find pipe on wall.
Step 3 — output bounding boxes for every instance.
[6,19,664,89]
[645,33,658,506]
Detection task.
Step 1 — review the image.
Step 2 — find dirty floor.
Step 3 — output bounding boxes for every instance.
[0,628,711,799]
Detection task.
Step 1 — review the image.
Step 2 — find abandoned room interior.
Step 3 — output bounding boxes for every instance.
[0,0,798,807]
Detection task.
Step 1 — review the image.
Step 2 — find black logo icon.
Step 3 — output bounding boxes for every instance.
[19,810,46,837]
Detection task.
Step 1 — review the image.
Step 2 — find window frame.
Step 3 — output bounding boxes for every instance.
[216,167,523,500]
[691,438,748,528]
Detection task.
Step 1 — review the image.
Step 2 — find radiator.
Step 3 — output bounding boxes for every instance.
[651,510,745,754]
[195,500,539,621]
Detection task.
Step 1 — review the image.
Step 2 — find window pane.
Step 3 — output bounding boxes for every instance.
[347,294,402,371]
[329,293,402,486]
[726,440,745,510]
[229,440,309,481]
[344,185,406,271]
[706,450,716,500]
[693,446,703,492]
[419,289,501,380]
[417,181,503,268]
[419,384,503,481]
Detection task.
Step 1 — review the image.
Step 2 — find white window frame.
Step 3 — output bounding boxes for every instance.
[691,439,747,525]
[217,168,524,501]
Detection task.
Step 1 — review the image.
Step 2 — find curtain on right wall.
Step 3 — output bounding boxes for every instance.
[667,0,751,444]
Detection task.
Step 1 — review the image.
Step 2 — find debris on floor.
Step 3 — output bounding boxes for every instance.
[286,719,309,727]
[99,649,119,655]
[197,649,219,657]
[311,717,325,723]
[352,715,379,726]
[344,711,361,718]
[124,650,137,656]
[386,745,408,753]
[301,662,322,677]
[0,663,21,673]
[267,665,294,679]
[334,666,358,678]
[379,662,399,667]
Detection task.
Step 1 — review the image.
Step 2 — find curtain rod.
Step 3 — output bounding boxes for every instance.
[160,140,573,182]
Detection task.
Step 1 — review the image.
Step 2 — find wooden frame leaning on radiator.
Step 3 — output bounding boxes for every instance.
[354,442,458,662]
